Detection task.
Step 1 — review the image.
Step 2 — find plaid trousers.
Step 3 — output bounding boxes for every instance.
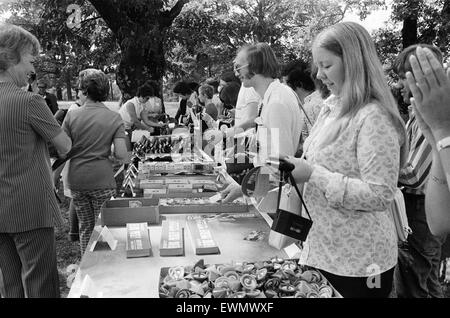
[72,189,115,255]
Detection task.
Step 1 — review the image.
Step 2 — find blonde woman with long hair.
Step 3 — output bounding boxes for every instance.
[284,22,408,297]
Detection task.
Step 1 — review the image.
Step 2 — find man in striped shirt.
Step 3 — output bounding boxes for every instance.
[393,44,446,298]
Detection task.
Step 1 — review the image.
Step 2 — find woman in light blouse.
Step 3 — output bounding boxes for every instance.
[284,22,408,298]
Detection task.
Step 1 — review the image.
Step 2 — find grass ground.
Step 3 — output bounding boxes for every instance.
[54,190,81,298]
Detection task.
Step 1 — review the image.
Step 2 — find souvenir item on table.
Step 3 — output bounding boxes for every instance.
[159,258,342,298]
[126,223,152,258]
[160,220,185,256]
[158,197,249,214]
[133,134,190,156]
[186,216,220,255]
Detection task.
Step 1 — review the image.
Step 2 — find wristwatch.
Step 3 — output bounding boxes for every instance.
[436,136,450,152]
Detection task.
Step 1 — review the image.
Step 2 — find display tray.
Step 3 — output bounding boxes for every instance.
[158,258,342,298]
[100,198,160,226]
[144,191,217,199]
[158,198,249,214]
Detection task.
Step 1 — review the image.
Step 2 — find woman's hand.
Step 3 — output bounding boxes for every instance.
[221,180,243,203]
[406,46,450,138]
[282,156,314,183]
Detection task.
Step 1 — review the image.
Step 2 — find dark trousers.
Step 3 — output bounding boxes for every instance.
[0,227,60,298]
[394,192,446,298]
[125,129,133,152]
[320,267,394,298]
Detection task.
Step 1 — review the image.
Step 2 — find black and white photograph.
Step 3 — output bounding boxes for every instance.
[1,0,450,307]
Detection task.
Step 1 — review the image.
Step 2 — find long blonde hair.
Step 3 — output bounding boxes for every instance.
[312,22,408,168]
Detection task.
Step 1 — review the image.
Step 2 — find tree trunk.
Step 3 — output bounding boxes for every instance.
[402,17,418,48]
[115,30,166,100]
[401,0,419,49]
[88,0,189,108]
[56,86,63,100]
[65,70,73,101]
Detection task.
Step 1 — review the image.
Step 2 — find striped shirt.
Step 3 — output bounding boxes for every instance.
[0,82,63,232]
[398,115,432,195]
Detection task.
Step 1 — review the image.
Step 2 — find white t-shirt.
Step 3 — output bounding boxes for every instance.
[234,84,260,128]
[256,79,303,165]
[118,96,150,130]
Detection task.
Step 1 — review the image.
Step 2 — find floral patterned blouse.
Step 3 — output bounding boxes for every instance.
[301,95,401,277]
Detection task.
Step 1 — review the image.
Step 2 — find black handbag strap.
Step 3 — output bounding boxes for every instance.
[276,170,312,222]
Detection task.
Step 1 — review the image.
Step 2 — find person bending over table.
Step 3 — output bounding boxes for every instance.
[119,83,165,148]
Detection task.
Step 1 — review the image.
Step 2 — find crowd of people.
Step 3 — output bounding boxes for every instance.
[1,19,450,298]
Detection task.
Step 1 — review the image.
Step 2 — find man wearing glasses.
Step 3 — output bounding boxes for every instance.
[222,43,304,202]
[37,79,59,115]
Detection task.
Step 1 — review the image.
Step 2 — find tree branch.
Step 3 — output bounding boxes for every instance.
[88,0,123,33]
[162,0,190,27]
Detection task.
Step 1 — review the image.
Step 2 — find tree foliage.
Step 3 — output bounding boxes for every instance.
[165,0,386,86]
[87,0,189,103]
[1,0,120,100]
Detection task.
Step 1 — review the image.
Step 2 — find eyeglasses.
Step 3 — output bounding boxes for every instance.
[233,63,249,74]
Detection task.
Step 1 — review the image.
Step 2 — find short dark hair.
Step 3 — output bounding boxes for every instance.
[37,79,48,88]
[173,81,192,95]
[199,84,214,99]
[136,84,154,98]
[281,60,308,77]
[286,68,315,92]
[219,81,240,108]
[78,68,109,102]
[220,71,241,85]
[205,78,219,90]
[187,81,199,94]
[393,44,443,76]
[242,43,279,78]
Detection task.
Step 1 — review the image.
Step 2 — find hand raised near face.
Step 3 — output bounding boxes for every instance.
[406,46,450,135]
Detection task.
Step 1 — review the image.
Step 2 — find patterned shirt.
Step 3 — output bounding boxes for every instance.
[302,90,325,138]
[398,115,432,195]
[0,82,63,232]
[301,96,401,277]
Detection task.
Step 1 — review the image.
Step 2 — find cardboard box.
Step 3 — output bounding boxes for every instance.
[167,184,193,194]
[100,198,160,226]
[139,180,165,189]
[126,223,152,258]
[145,191,216,199]
[158,198,249,214]
[143,188,167,196]
[165,178,189,184]
[186,216,220,255]
[159,220,184,256]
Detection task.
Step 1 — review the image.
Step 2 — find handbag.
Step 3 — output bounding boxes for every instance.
[389,188,412,242]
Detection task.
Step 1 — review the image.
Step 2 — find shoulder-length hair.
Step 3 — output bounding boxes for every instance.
[240,42,279,79]
[312,22,407,167]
